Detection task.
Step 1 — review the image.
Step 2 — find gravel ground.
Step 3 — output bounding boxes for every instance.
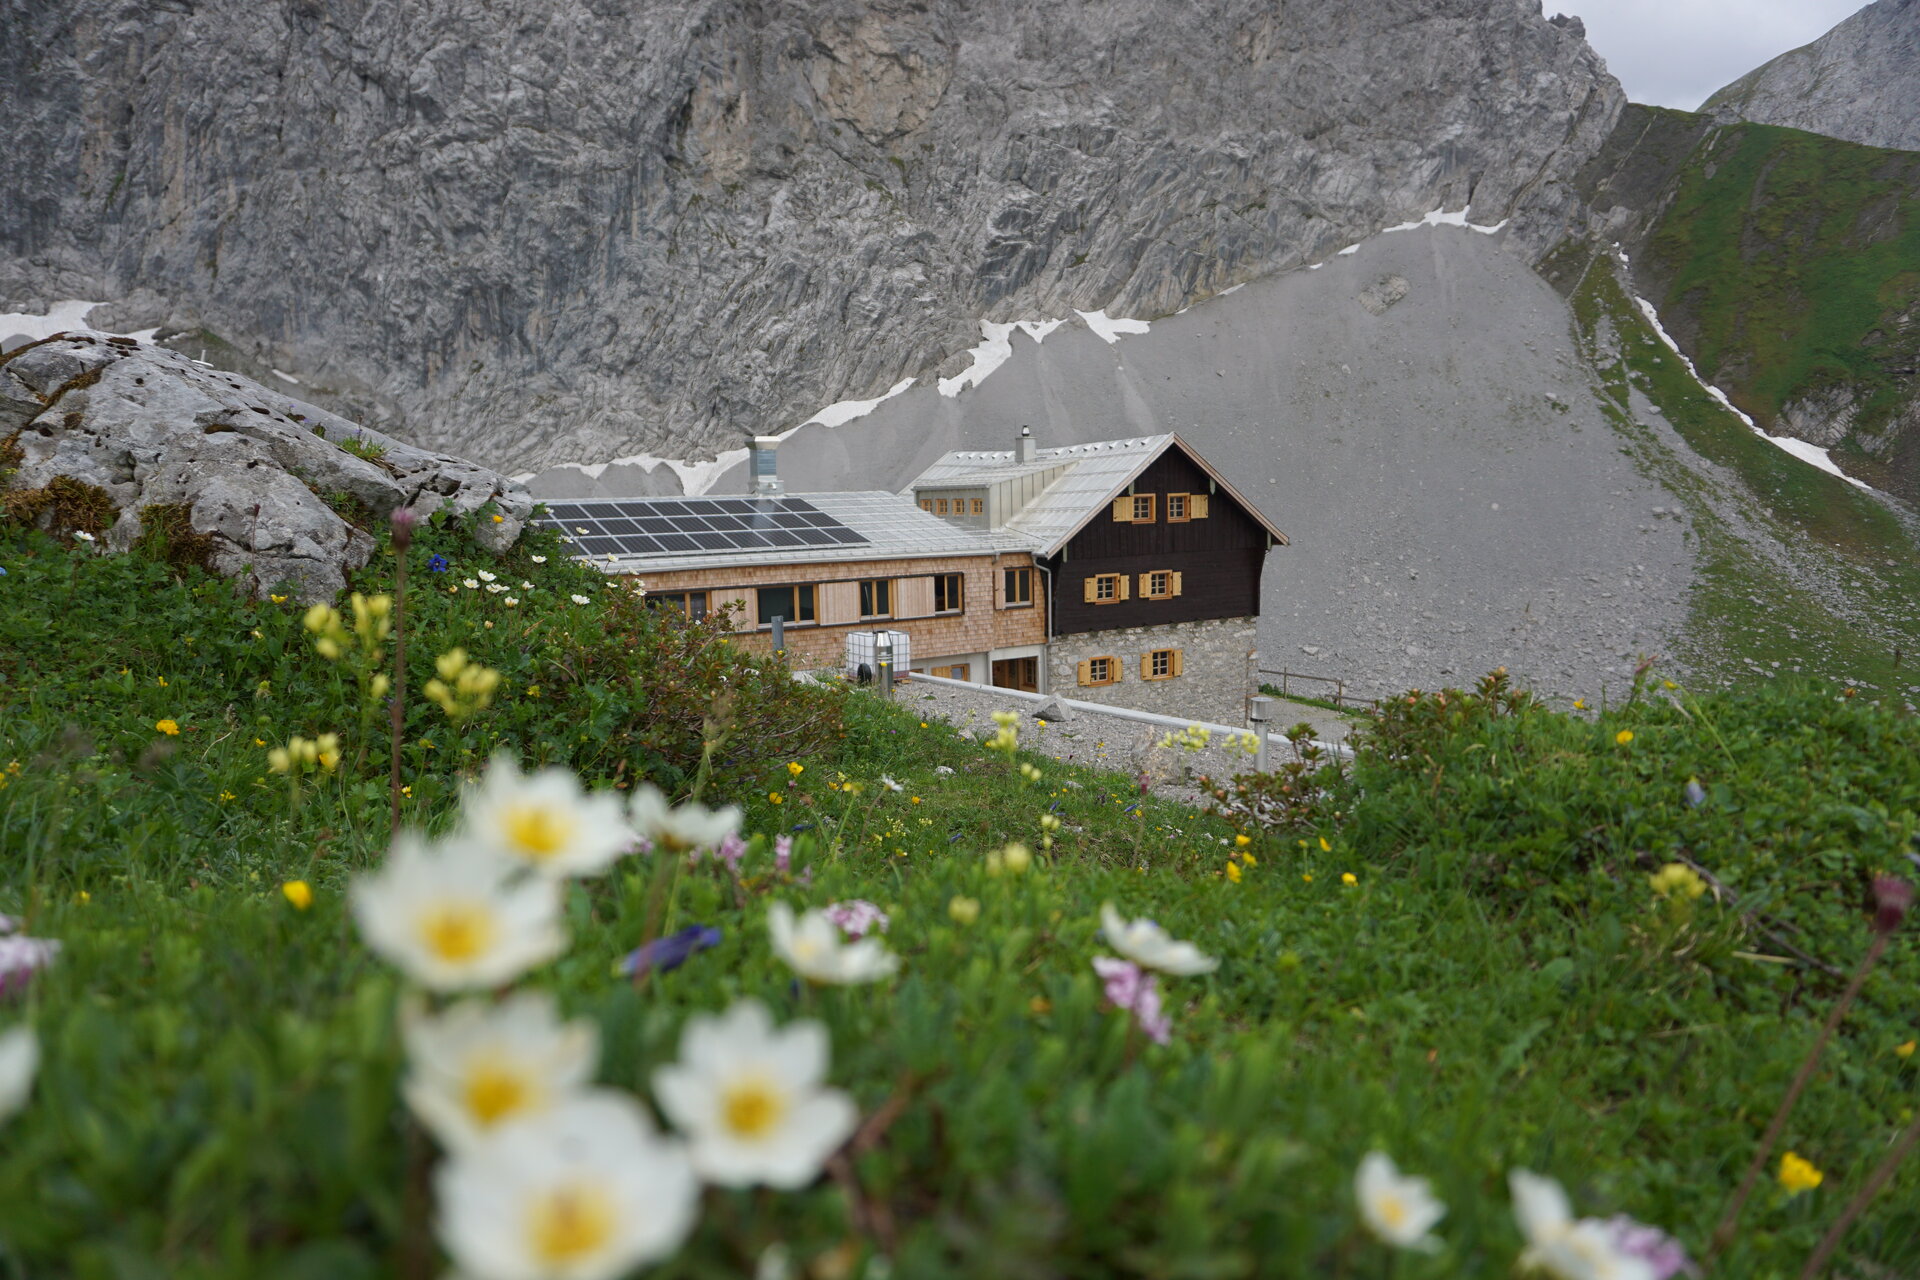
[885,677,1358,805]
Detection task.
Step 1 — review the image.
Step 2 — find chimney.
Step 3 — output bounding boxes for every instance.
[750,435,783,495]
[1016,424,1037,464]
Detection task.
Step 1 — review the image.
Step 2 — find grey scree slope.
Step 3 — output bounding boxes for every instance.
[687,228,1697,702]
[0,0,1619,473]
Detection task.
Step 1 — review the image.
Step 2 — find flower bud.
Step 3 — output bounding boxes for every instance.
[1873,875,1912,934]
[390,505,418,549]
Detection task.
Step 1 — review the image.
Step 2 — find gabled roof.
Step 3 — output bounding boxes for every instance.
[534,491,1018,575]
[906,433,1287,556]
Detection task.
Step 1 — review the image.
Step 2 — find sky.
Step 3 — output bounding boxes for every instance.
[1560,0,1867,109]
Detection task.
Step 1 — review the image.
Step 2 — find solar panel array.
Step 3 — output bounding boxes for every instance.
[532,496,870,560]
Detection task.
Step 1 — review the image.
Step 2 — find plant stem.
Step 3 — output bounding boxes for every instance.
[388,544,409,841]
[1712,931,1890,1255]
[1797,1112,1920,1278]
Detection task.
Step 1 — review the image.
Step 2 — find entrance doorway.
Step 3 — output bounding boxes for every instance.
[992,656,1039,693]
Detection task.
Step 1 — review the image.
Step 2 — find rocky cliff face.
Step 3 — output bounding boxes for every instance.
[1701,0,1920,152]
[1,0,1621,474]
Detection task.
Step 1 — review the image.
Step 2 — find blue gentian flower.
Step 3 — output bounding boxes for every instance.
[426,554,451,573]
[616,924,721,978]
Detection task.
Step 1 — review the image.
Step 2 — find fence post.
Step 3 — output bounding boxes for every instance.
[1248,696,1272,773]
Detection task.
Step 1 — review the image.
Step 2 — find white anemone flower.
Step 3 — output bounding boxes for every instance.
[652,998,858,1189]
[878,775,904,792]
[352,834,567,992]
[768,902,898,985]
[570,594,591,606]
[1510,1170,1656,1280]
[462,753,633,879]
[437,1090,698,1280]
[403,992,599,1153]
[0,1026,39,1123]
[1099,902,1219,975]
[628,784,742,855]
[1355,1151,1445,1251]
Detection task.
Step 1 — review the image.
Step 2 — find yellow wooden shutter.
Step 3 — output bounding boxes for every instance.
[1083,576,1097,603]
[1172,649,1184,676]
[1137,572,1150,597]
[1190,493,1209,518]
[1111,496,1133,522]
[1171,571,1183,597]
[1117,574,1131,601]
[1077,659,1093,686]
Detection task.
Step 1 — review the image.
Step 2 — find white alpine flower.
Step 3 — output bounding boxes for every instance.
[520,580,534,590]
[462,753,634,878]
[1355,1151,1445,1251]
[628,784,742,855]
[0,1026,39,1123]
[652,998,858,1189]
[464,578,480,589]
[1099,902,1219,975]
[403,992,599,1153]
[878,775,904,792]
[570,594,591,606]
[1510,1170,1656,1280]
[768,902,898,985]
[436,1091,698,1280]
[504,597,519,607]
[486,583,505,594]
[530,555,548,564]
[477,569,497,582]
[72,530,97,543]
[351,834,567,992]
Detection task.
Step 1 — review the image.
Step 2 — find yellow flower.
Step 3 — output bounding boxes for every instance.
[1302,873,1314,883]
[1896,1040,1916,1059]
[219,790,236,802]
[1029,996,1051,1016]
[1225,861,1242,883]
[1616,729,1634,746]
[1318,836,1331,853]
[1663,680,1677,690]
[76,891,90,905]
[1342,872,1358,886]
[270,594,288,604]
[156,676,167,687]
[254,737,266,746]
[948,896,981,925]
[910,796,920,805]
[154,719,180,736]
[491,513,504,523]
[1778,1152,1823,1195]
[282,880,315,911]
[919,721,928,728]
[1572,698,1586,710]
[1649,863,1706,900]
[1234,834,1252,849]
[787,762,804,777]
[768,792,783,805]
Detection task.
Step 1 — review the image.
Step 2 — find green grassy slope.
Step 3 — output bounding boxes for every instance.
[1,526,1918,1277]
[1568,105,1920,501]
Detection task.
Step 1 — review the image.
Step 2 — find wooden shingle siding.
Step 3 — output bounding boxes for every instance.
[1046,446,1268,637]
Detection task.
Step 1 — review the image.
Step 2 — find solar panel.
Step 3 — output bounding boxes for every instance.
[531,495,870,560]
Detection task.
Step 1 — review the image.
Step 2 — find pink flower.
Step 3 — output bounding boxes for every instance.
[1873,875,1912,934]
[0,919,60,1000]
[822,900,889,939]
[1092,956,1171,1044]
[773,835,793,874]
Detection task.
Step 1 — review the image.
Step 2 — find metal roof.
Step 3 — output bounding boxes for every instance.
[906,433,1287,555]
[536,491,1012,575]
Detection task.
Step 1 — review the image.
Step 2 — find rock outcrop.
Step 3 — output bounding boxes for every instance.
[2,333,530,601]
[0,1,1622,474]
[1701,0,1920,152]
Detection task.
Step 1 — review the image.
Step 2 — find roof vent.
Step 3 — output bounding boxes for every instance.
[1016,424,1037,464]
[750,435,783,495]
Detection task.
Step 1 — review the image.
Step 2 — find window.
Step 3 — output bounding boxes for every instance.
[1078,655,1120,687]
[650,591,709,621]
[1138,569,1182,600]
[1084,572,1129,604]
[1166,493,1188,522]
[1111,493,1158,524]
[930,663,971,681]
[1003,566,1033,608]
[933,572,964,614]
[919,498,932,512]
[970,498,984,515]
[859,578,892,618]
[755,584,816,627]
[1143,648,1184,681]
[935,498,949,515]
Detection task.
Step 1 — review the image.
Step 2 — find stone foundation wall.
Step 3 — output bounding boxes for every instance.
[1047,616,1257,726]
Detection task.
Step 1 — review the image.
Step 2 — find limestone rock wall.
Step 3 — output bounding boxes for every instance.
[0,1,1621,473]
[1702,0,1920,152]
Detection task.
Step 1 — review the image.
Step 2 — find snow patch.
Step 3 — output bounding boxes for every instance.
[1015,318,1066,343]
[797,376,913,430]
[1218,284,1245,297]
[1075,309,1151,344]
[938,321,1018,396]
[0,299,160,346]
[1381,207,1508,235]
[534,448,751,496]
[270,368,301,385]
[1631,293,1874,492]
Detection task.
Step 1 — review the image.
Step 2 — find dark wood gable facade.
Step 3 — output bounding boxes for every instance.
[1045,443,1274,636]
